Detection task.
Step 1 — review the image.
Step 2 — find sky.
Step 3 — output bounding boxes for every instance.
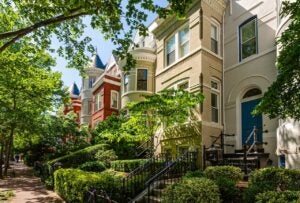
[51,0,168,90]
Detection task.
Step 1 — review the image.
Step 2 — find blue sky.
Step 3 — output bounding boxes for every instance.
[51,0,167,89]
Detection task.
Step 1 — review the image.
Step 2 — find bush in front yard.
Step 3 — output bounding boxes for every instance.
[48,144,108,168]
[94,149,118,167]
[78,161,106,172]
[203,166,242,203]
[203,166,243,183]
[245,167,300,203]
[255,191,300,203]
[183,170,204,178]
[111,159,147,172]
[54,168,123,203]
[162,177,220,203]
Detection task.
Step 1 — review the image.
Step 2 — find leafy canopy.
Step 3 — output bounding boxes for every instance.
[254,0,300,119]
[0,0,193,71]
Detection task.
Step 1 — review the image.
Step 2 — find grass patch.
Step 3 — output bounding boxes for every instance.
[0,190,15,201]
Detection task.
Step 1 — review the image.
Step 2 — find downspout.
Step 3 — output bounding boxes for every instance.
[222,3,226,152]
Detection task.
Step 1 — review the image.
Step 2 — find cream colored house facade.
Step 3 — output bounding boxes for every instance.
[152,0,226,160]
[120,31,156,108]
[117,0,300,169]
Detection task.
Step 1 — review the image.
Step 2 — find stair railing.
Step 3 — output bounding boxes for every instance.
[121,153,169,202]
[144,152,197,203]
[135,138,153,158]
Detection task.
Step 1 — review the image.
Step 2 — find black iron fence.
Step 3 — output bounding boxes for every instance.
[85,152,197,203]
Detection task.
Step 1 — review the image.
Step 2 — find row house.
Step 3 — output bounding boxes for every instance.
[64,0,299,169]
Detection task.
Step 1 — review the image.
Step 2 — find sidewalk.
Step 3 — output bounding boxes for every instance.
[0,162,64,203]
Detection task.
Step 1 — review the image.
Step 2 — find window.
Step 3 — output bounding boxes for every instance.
[89,77,96,88]
[178,81,189,90]
[88,101,92,115]
[239,17,257,60]
[211,80,220,123]
[94,93,102,111]
[124,74,129,93]
[166,35,176,66]
[111,91,118,109]
[211,24,218,54]
[137,69,148,91]
[179,27,189,57]
[165,25,190,66]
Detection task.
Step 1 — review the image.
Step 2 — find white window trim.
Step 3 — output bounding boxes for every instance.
[165,23,190,67]
[211,79,221,124]
[123,73,129,93]
[238,16,258,61]
[110,90,119,109]
[210,18,220,55]
[136,68,148,91]
[168,79,190,91]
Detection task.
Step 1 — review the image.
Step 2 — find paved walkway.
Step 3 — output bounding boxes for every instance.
[0,162,64,203]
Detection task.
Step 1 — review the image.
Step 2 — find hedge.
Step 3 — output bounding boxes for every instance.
[78,161,106,172]
[203,166,243,183]
[162,177,220,203]
[203,166,242,203]
[245,167,300,203]
[111,159,147,172]
[48,144,108,168]
[54,168,124,203]
[255,191,300,203]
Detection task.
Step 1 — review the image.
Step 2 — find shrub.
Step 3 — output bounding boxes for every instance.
[111,159,147,172]
[78,161,106,172]
[204,166,243,183]
[95,149,118,167]
[203,166,242,203]
[183,170,204,178]
[245,167,300,203]
[162,177,220,203]
[255,191,300,203]
[54,168,124,203]
[48,144,108,168]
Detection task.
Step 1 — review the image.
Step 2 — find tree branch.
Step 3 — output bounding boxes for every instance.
[0,9,88,52]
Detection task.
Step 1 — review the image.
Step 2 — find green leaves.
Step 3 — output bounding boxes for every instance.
[0,0,193,70]
[255,1,300,119]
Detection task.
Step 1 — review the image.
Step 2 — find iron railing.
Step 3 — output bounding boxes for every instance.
[144,152,197,203]
[121,153,170,202]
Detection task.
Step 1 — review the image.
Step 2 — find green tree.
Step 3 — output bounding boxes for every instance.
[93,89,204,158]
[254,0,300,119]
[0,0,192,70]
[0,41,64,176]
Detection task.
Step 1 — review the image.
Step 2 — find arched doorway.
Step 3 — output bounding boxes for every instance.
[241,88,262,145]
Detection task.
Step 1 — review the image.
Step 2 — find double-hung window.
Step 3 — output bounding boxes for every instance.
[111,91,118,109]
[124,73,129,93]
[211,24,218,54]
[239,16,257,60]
[94,93,102,112]
[166,36,176,66]
[165,25,190,66]
[211,80,220,123]
[179,27,189,57]
[137,69,148,91]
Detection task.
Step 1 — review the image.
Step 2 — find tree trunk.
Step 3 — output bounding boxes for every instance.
[4,127,14,176]
[0,141,3,179]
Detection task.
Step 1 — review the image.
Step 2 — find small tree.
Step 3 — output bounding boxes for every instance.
[254,1,300,119]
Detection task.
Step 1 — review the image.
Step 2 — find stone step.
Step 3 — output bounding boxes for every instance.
[144,195,162,203]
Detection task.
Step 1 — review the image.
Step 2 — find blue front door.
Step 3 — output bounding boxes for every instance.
[241,99,262,144]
